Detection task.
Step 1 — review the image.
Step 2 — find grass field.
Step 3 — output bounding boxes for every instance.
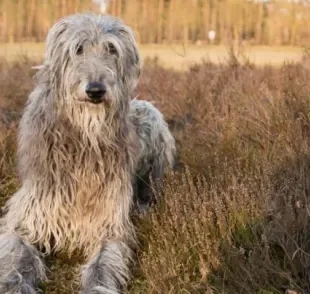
[0,43,305,70]
[1,51,310,293]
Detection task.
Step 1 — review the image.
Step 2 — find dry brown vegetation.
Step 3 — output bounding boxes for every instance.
[1,52,310,293]
[2,0,310,46]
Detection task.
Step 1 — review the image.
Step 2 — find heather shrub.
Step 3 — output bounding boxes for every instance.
[1,55,310,293]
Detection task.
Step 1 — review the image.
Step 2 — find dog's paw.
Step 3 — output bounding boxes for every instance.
[81,286,120,294]
[0,283,37,294]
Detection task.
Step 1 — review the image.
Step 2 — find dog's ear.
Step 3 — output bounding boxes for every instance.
[117,25,141,91]
[115,25,140,72]
[118,26,141,67]
[43,19,71,86]
[44,19,70,72]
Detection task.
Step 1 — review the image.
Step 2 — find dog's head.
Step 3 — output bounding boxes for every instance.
[42,13,141,112]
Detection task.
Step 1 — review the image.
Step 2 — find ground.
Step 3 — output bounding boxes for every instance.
[0,43,305,69]
[1,47,310,293]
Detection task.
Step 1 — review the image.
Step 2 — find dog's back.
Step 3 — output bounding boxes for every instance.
[129,99,176,210]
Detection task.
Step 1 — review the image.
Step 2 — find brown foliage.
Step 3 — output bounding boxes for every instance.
[136,56,310,293]
[1,54,310,293]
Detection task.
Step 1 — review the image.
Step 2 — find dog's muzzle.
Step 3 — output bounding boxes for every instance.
[85,82,106,104]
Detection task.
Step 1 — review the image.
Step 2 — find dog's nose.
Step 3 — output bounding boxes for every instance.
[85,82,106,101]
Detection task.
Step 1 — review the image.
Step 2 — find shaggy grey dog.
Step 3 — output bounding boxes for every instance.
[0,13,175,294]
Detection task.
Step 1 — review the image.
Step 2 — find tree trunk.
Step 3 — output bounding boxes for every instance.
[157,0,164,43]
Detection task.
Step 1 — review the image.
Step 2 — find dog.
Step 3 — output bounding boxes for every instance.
[0,13,175,294]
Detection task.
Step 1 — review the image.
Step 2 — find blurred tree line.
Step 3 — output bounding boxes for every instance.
[1,0,310,45]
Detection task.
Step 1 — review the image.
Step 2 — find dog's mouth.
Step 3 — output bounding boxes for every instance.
[89,98,104,104]
[78,98,104,104]
[77,97,111,105]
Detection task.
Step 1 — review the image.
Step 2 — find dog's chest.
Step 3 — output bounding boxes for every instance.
[53,142,128,205]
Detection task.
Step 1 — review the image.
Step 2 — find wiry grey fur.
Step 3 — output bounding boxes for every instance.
[0,13,175,294]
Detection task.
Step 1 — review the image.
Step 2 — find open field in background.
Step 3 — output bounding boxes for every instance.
[0,43,305,70]
[2,53,310,293]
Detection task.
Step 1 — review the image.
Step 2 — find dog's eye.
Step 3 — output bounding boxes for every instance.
[107,43,117,55]
[76,45,84,55]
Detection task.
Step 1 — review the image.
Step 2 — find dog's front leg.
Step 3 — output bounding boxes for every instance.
[81,240,131,294]
[0,232,46,294]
